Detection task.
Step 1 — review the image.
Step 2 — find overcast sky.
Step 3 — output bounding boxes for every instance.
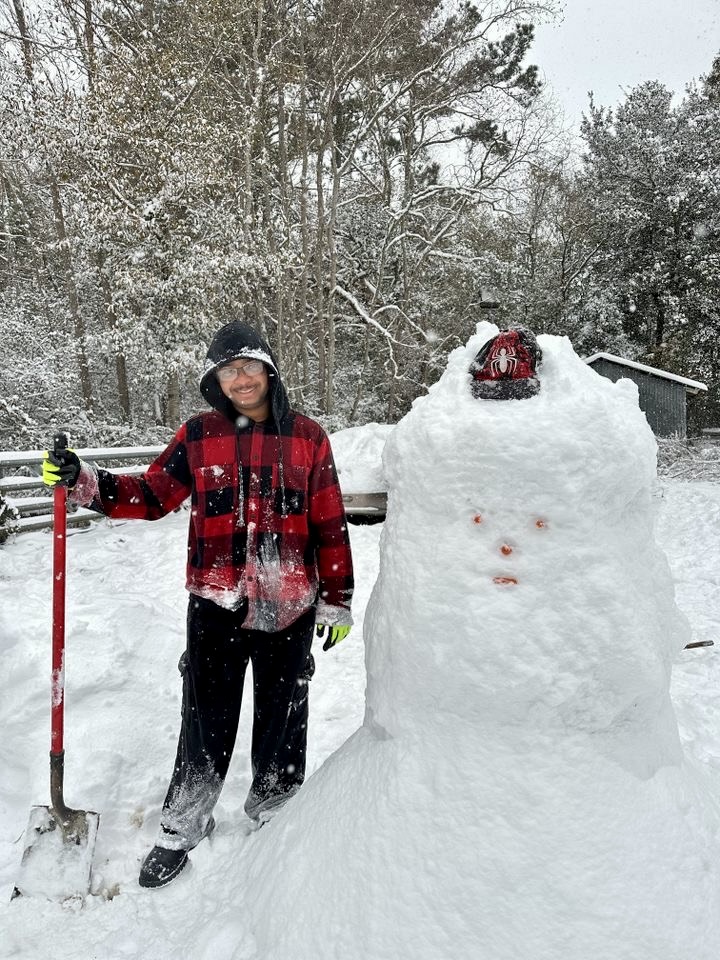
[530,0,720,129]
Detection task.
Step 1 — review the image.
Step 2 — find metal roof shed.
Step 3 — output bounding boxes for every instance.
[585,352,707,438]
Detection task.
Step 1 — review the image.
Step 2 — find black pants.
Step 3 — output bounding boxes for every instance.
[158,595,315,849]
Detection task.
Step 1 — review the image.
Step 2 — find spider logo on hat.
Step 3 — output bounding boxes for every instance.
[488,344,519,378]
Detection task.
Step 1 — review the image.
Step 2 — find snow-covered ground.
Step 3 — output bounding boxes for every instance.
[0,508,377,958]
[0,476,719,959]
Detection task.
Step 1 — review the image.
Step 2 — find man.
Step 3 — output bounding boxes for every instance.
[42,321,354,888]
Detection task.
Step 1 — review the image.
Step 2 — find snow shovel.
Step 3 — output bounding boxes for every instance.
[12,434,99,901]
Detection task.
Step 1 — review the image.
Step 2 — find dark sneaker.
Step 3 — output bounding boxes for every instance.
[138,816,215,889]
[138,845,189,889]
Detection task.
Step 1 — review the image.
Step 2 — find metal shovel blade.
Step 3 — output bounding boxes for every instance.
[12,805,99,901]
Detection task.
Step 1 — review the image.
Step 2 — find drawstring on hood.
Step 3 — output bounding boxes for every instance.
[276,443,287,517]
[200,321,290,516]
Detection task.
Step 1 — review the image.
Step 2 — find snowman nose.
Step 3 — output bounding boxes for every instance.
[500,544,513,556]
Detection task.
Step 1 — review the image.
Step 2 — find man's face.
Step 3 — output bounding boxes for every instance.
[217,359,270,421]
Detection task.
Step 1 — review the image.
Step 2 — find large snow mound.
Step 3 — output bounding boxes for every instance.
[245,324,720,960]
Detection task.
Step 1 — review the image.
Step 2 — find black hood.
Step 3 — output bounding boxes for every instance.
[200,321,290,425]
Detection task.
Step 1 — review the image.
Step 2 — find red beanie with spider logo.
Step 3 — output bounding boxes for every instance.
[469,326,542,400]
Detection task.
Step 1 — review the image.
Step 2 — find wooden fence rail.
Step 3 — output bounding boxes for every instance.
[0,446,165,537]
[0,445,387,539]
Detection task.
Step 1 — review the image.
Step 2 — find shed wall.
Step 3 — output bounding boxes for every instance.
[588,359,687,437]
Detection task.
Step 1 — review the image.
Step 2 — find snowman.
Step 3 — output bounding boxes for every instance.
[241,323,720,960]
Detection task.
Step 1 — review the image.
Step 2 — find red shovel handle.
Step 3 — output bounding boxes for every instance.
[51,439,68,757]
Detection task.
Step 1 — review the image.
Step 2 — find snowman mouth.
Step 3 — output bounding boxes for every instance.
[493,576,518,586]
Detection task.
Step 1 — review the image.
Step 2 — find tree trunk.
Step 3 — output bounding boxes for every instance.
[273,0,289,378]
[166,370,181,427]
[324,98,342,416]
[49,175,94,412]
[97,251,131,421]
[297,0,311,411]
[349,327,371,421]
[82,0,98,93]
[11,0,35,87]
[314,121,328,411]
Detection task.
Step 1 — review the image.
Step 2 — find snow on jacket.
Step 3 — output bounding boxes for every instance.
[69,323,354,632]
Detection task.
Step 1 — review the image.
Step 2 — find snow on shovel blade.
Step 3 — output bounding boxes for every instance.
[12,805,99,901]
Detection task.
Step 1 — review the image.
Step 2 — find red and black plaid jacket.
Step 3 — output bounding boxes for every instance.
[72,411,354,632]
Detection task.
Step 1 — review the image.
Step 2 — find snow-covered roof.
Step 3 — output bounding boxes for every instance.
[585,352,708,394]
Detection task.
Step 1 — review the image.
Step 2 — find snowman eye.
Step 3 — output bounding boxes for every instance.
[535,519,547,529]
[472,514,484,525]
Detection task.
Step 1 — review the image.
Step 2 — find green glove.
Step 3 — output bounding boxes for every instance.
[42,447,81,488]
[316,624,351,652]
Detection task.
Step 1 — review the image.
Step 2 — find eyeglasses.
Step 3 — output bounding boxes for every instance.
[217,360,265,382]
